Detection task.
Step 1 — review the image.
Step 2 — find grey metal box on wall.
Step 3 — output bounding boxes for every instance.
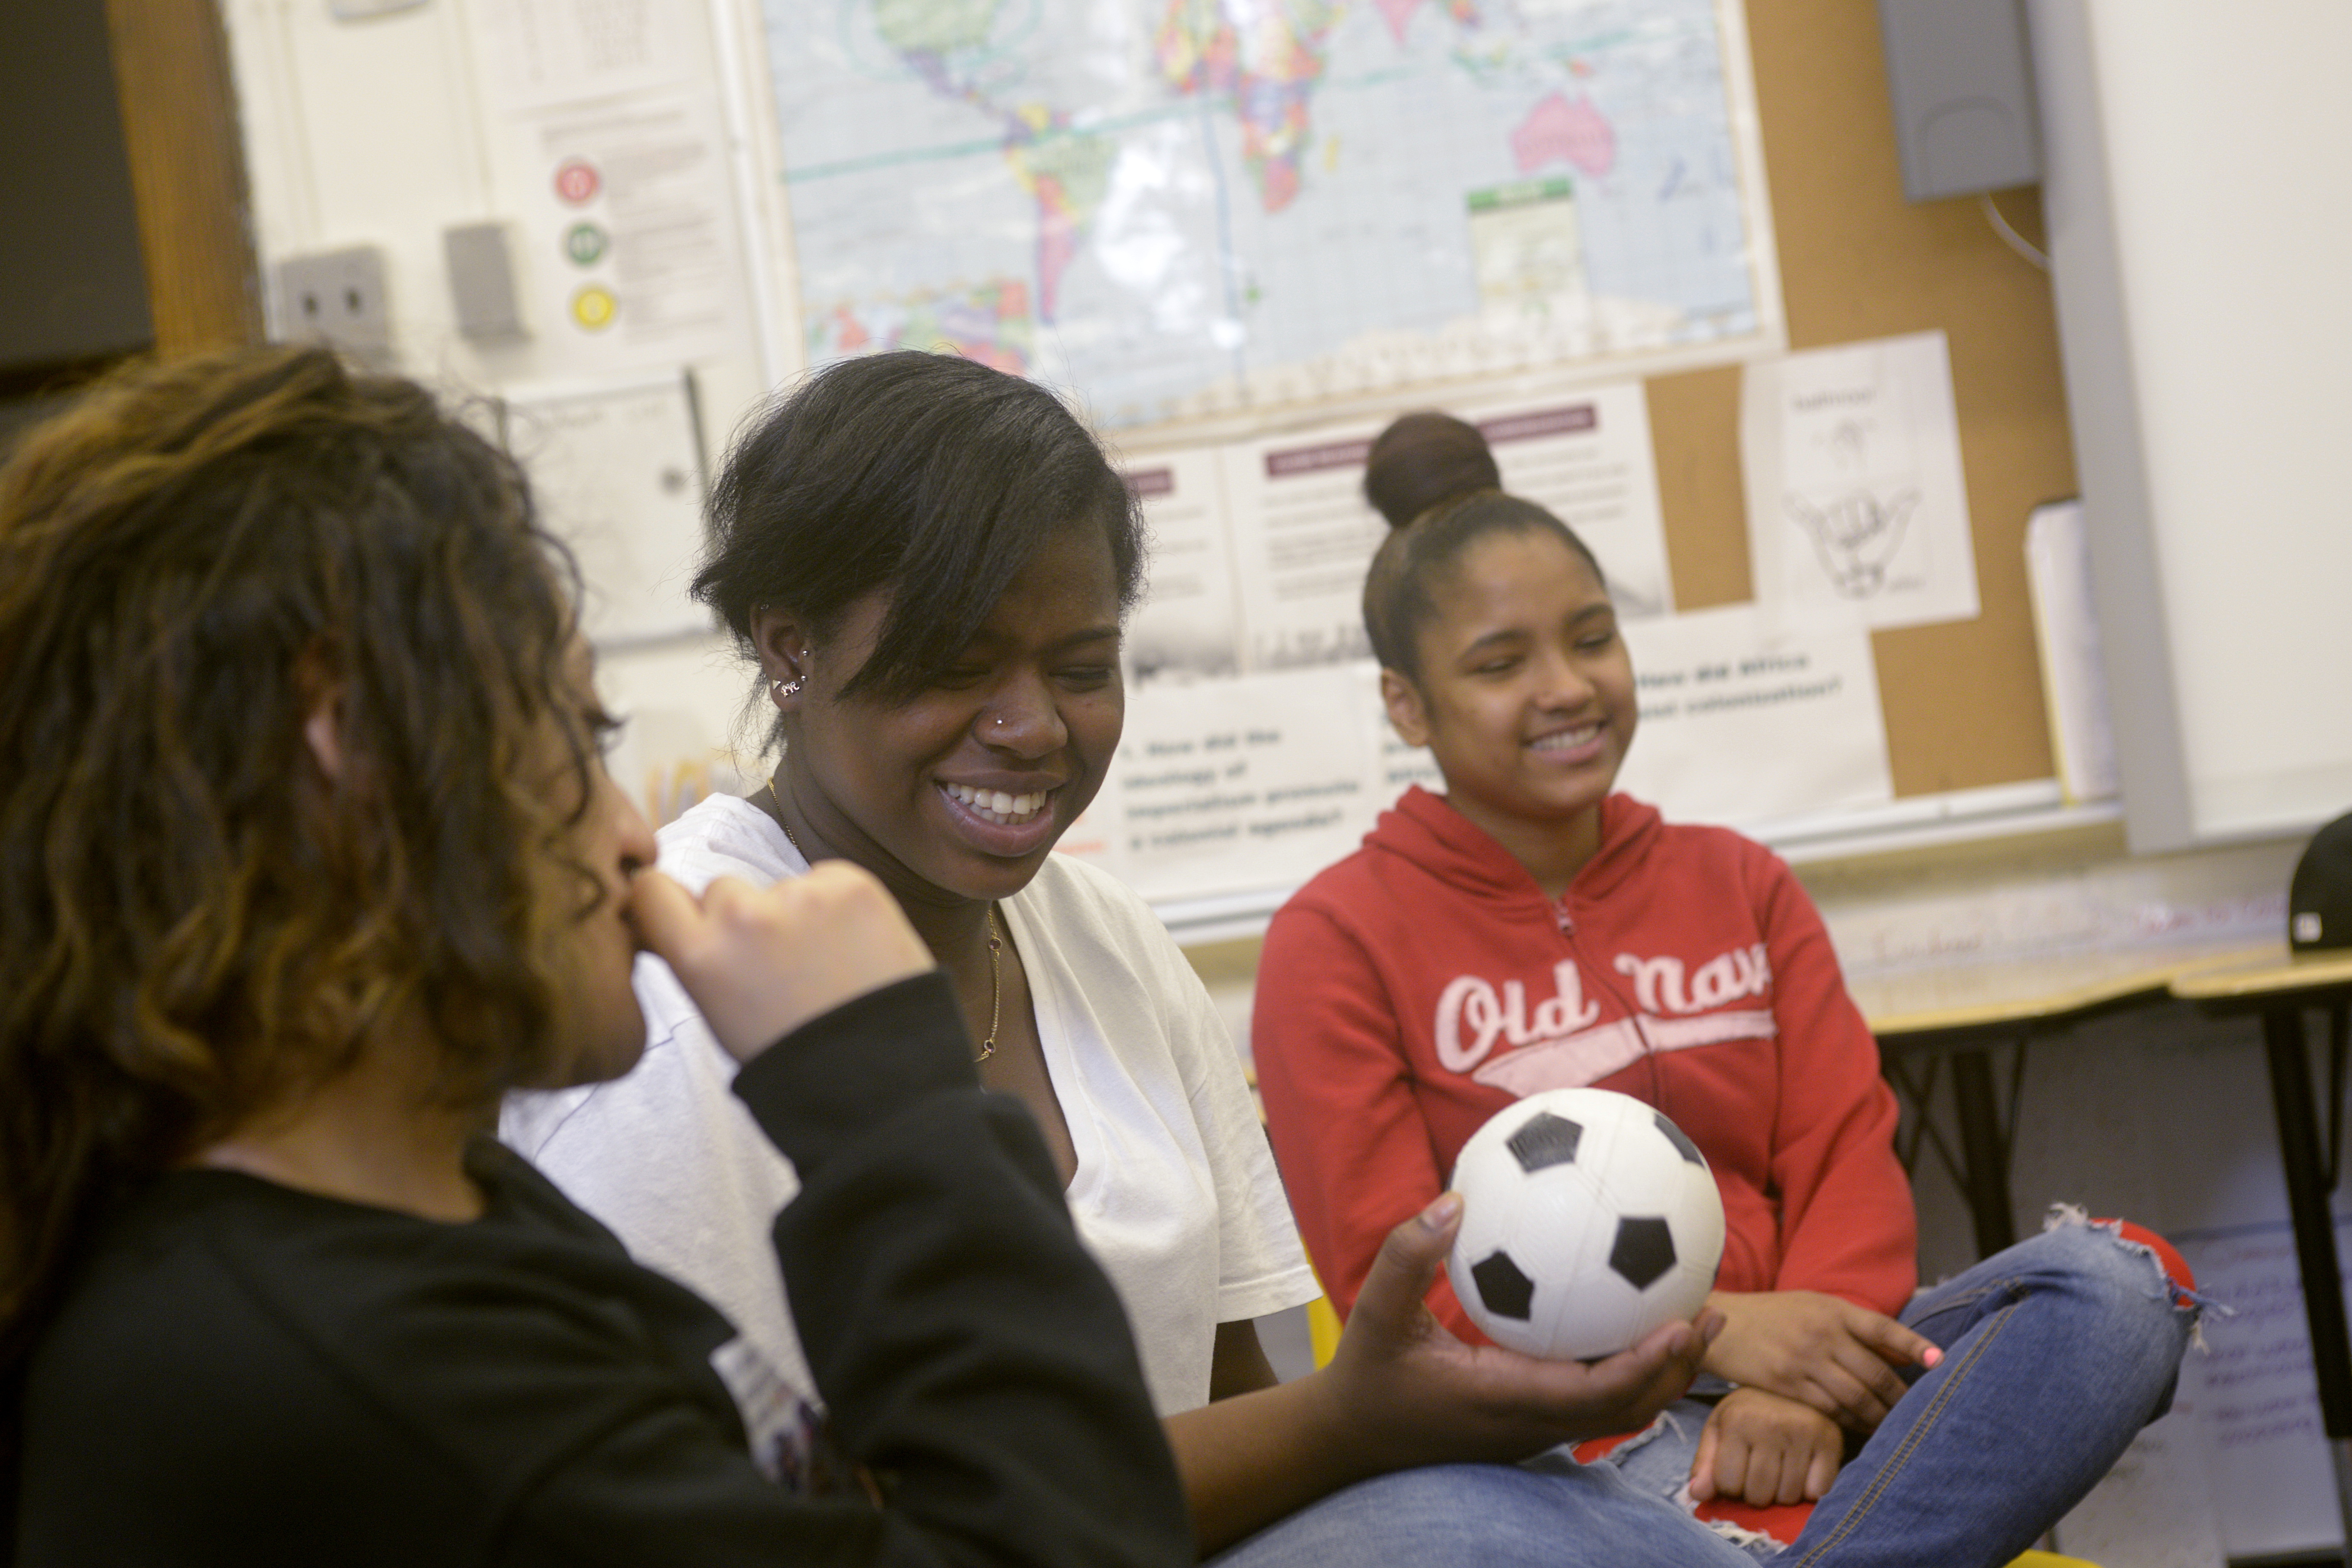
[1876,0,2042,201]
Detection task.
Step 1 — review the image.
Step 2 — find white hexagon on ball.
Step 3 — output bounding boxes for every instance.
[1446,1087,1726,1360]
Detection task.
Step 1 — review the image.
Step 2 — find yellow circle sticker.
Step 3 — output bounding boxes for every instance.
[571,285,618,331]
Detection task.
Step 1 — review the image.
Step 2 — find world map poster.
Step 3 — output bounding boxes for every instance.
[764,0,1781,430]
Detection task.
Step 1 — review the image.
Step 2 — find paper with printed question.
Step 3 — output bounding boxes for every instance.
[1055,665,1383,904]
[1741,330,1979,631]
[1611,603,1891,827]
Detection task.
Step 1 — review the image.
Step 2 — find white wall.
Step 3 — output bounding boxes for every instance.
[2033,0,2352,849]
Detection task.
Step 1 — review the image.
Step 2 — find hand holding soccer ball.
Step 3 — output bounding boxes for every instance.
[1278,1088,1727,1491]
[1309,1188,1716,1481]
[1447,1088,1727,1360]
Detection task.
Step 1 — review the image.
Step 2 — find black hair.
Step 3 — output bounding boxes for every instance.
[696,352,1144,738]
[1359,411,1604,681]
[1363,411,1502,530]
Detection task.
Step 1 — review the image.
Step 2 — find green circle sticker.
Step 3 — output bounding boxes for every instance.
[564,222,608,266]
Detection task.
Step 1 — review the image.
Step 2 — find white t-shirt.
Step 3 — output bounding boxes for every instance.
[503,794,1318,1418]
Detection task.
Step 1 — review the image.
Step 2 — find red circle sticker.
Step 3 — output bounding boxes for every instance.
[553,159,600,205]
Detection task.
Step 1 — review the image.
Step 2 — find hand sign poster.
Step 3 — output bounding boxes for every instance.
[1739,330,1981,631]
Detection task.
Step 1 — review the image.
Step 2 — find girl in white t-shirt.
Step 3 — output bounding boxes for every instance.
[506,349,1718,1559]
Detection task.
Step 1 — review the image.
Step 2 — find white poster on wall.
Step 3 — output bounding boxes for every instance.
[2024,499,2121,804]
[1104,666,1383,903]
[465,0,758,375]
[1612,603,1892,827]
[1123,449,1242,685]
[470,0,699,114]
[2171,1221,2350,1562]
[502,373,709,647]
[515,94,755,372]
[1482,390,1674,620]
[1220,429,1389,672]
[1741,330,1980,631]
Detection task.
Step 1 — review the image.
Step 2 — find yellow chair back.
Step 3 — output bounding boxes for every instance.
[1306,1294,1343,1368]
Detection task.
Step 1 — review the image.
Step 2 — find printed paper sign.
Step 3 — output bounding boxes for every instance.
[1614,604,1892,827]
[1741,330,1980,630]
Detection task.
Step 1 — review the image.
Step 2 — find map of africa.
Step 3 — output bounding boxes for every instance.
[765,0,1776,429]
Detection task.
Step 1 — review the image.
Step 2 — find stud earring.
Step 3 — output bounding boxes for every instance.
[772,676,803,699]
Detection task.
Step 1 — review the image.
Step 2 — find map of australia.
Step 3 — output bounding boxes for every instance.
[770,0,1775,429]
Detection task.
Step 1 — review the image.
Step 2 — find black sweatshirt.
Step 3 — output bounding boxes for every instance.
[15,974,1192,1568]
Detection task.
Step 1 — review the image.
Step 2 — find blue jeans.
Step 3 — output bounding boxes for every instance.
[1213,1218,2197,1568]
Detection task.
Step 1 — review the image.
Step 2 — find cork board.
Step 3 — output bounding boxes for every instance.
[1646,0,2071,798]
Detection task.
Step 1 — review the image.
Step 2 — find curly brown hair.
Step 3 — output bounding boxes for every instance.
[0,347,601,1378]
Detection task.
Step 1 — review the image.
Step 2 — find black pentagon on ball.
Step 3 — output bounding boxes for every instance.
[1470,1249,1536,1320]
[1505,1111,1583,1173]
[1609,1216,1677,1290]
[1654,1110,1705,1167]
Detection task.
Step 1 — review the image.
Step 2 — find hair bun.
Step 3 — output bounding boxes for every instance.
[1363,411,1502,530]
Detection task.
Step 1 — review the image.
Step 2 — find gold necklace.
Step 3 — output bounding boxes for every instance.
[973,905,1003,1064]
[764,776,1001,1064]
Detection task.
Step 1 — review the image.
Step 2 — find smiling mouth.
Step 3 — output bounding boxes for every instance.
[1527,723,1602,754]
[941,781,1052,826]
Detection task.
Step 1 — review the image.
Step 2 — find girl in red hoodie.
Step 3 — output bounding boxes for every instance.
[1254,412,2199,1565]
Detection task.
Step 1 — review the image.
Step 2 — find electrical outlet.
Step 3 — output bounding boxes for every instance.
[274,247,391,359]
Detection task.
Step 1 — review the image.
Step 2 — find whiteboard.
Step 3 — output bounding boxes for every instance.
[2031,0,2352,849]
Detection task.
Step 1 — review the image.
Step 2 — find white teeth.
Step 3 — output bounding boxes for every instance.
[1529,724,1600,753]
[943,782,1049,824]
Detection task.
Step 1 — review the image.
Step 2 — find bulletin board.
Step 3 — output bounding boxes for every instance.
[732,0,2077,912]
[1648,0,2070,800]
[744,0,2072,819]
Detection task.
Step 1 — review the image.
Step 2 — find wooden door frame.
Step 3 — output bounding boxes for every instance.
[104,0,264,354]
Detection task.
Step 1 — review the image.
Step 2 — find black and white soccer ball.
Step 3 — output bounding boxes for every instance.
[1446,1087,1725,1360]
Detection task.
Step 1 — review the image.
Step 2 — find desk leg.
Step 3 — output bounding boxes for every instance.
[2260,1005,2352,1558]
[1951,1047,2018,1257]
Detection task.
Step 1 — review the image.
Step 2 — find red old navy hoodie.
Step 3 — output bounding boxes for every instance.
[1254,786,1914,1341]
